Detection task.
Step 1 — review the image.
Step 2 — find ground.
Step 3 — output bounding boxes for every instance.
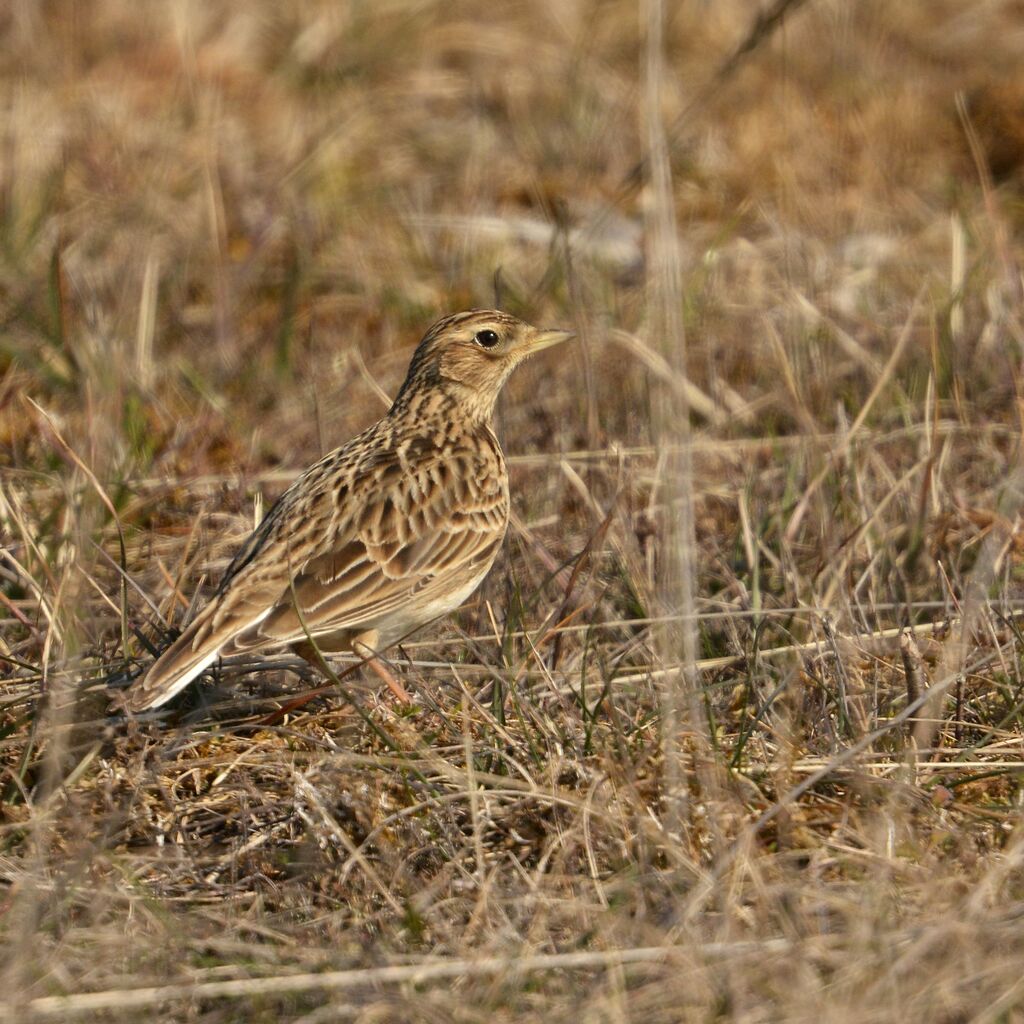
[3,1,1024,1020]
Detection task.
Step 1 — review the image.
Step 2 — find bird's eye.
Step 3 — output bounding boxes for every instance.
[474,329,500,349]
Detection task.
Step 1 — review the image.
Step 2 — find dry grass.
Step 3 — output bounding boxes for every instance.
[3,0,1024,1020]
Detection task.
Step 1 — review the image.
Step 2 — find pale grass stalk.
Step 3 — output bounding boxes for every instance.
[134,250,159,391]
[950,212,966,342]
[1,941,797,1020]
[643,0,706,837]
[462,690,486,881]
[790,290,886,376]
[762,316,818,437]
[787,759,1024,774]
[972,972,1024,1024]
[582,776,611,909]
[347,346,394,411]
[607,329,725,426]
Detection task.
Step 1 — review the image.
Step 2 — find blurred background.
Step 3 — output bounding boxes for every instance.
[3,1,1024,1020]
[5,0,1022,474]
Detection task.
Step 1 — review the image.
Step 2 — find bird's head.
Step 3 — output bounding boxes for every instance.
[391,310,574,421]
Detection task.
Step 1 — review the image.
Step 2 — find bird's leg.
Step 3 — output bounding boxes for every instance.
[293,632,412,705]
[351,630,413,705]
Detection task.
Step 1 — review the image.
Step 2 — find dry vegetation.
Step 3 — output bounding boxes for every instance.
[3,0,1024,1020]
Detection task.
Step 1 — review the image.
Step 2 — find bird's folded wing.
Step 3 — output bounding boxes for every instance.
[222,524,503,653]
[196,462,505,651]
[125,451,507,711]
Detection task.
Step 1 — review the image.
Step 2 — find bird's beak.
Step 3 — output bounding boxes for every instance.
[528,328,576,353]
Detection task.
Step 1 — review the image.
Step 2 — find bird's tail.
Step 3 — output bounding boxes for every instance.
[121,617,222,712]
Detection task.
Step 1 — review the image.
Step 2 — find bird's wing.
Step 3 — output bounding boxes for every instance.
[124,443,507,711]
[222,528,503,654]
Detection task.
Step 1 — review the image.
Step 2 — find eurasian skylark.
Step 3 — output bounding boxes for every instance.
[123,310,573,712]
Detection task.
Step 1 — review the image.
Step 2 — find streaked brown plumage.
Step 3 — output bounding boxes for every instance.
[123,310,573,712]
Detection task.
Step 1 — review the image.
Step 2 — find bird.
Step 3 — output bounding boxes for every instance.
[122,309,574,712]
